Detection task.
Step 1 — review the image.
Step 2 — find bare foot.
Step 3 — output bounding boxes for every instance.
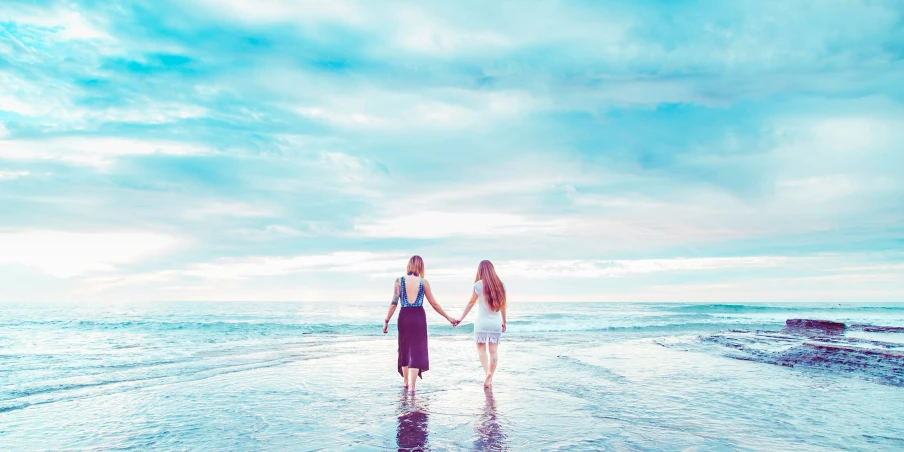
[483,372,493,388]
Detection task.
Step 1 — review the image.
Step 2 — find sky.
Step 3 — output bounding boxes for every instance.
[1,0,903,303]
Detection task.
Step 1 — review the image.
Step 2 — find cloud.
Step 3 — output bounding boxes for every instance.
[0,231,180,277]
[315,152,371,183]
[232,224,310,238]
[352,211,567,239]
[85,253,796,289]
[182,202,279,219]
[389,7,512,57]
[0,5,113,41]
[0,74,207,127]
[189,0,362,25]
[89,251,407,288]
[0,92,39,116]
[0,170,30,180]
[0,137,211,169]
[294,89,536,131]
[183,251,404,279]
[1,0,903,302]
[493,256,793,279]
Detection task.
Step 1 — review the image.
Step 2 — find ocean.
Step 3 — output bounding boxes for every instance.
[2,302,903,451]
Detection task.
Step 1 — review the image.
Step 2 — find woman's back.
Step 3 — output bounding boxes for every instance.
[474,280,503,340]
[399,275,424,307]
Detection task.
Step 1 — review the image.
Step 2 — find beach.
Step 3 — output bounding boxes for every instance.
[2,302,903,451]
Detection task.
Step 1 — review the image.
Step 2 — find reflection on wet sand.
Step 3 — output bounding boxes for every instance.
[397,394,429,451]
[474,388,507,451]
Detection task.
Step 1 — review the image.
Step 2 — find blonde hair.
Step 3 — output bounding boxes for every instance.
[406,255,425,277]
[476,260,506,312]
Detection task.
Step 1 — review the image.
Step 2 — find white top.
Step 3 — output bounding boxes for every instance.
[474,280,503,334]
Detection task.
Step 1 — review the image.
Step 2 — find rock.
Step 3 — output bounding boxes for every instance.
[850,324,904,333]
[785,319,845,335]
[696,319,904,387]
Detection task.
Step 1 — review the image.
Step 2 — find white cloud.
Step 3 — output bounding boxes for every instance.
[191,0,361,24]
[772,114,904,177]
[353,211,567,239]
[807,117,896,153]
[841,263,904,272]
[0,231,180,277]
[94,105,208,124]
[233,224,310,238]
[650,283,738,292]
[359,255,798,282]
[1,74,206,126]
[93,252,407,287]
[231,222,339,239]
[84,270,183,289]
[0,7,112,41]
[317,152,368,181]
[0,170,30,180]
[0,137,211,168]
[297,107,390,129]
[183,251,405,279]
[182,202,279,219]
[294,89,537,131]
[391,8,511,56]
[0,93,37,116]
[497,256,793,279]
[109,255,794,285]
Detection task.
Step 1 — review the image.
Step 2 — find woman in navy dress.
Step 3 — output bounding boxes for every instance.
[383,255,456,393]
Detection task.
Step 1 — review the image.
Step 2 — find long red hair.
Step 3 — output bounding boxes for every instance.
[476,260,506,312]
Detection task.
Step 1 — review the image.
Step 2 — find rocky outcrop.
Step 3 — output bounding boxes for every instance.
[697,320,904,387]
[850,324,904,333]
[784,319,845,335]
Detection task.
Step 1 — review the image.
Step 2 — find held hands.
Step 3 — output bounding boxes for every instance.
[382,320,389,334]
[502,322,506,333]
[449,317,461,327]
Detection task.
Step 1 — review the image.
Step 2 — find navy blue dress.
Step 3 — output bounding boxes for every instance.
[397,276,429,378]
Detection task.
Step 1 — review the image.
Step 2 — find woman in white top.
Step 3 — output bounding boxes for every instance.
[456,260,507,388]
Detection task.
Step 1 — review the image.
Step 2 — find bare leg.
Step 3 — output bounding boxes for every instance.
[476,342,489,376]
[401,366,409,388]
[408,368,419,393]
[485,342,499,387]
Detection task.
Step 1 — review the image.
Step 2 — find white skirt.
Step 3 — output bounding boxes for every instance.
[475,331,501,344]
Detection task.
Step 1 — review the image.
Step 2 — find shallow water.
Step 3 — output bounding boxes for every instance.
[2,302,903,450]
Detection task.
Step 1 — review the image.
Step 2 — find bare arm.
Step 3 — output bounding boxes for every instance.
[423,280,454,324]
[458,291,479,322]
[501,305,507,332]
[383,278,401,334]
